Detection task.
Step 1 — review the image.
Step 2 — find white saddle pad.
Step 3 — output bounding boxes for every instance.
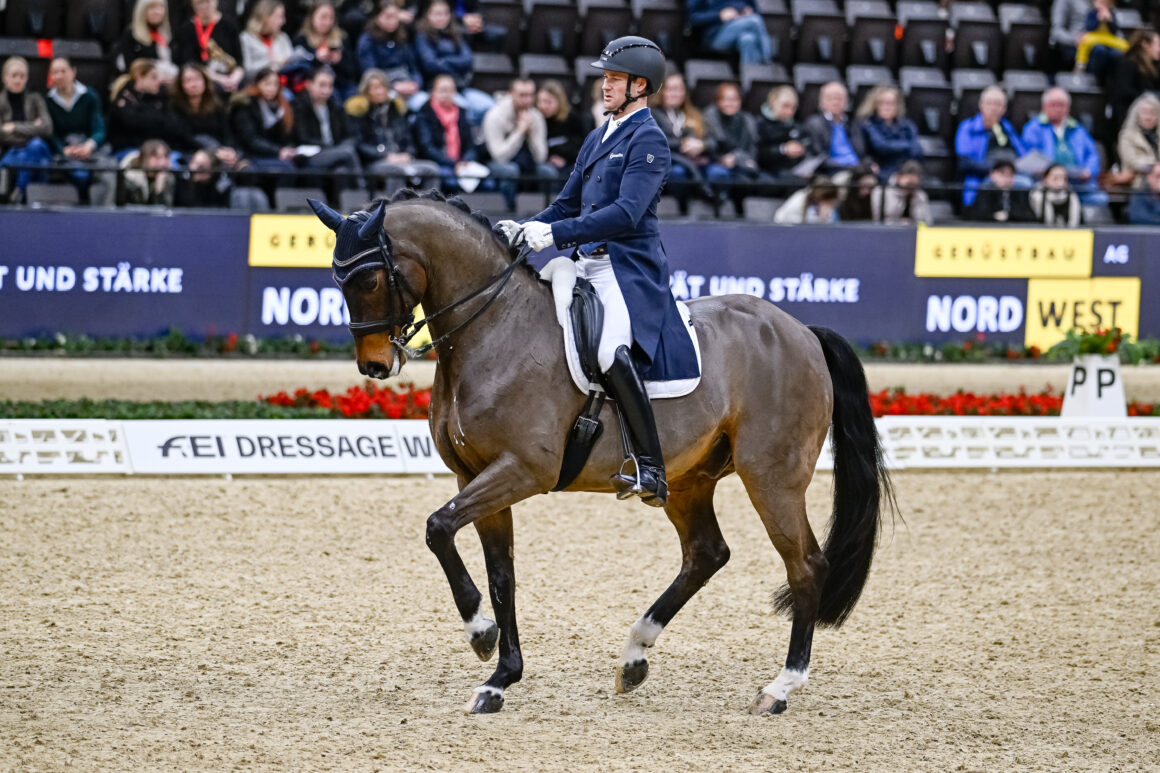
[545,259,702,399]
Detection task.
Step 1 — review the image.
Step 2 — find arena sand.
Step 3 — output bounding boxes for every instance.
[2,471,1158,772]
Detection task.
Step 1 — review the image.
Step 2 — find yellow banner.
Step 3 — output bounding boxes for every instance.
[1024,277,1141,350]
[248,214,337,267]
[914,225,1093,278]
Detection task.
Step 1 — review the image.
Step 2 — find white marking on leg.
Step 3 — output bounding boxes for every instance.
[463,605,494,644]
[760,667,809,702]
[620,616,663,665]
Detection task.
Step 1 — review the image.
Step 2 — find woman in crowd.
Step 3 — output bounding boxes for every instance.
[1110,30,1160,132]
[114,0,178,81]
[853,85,922,181]
[1075,0,1128,77]
[1117,93,1160,185]
[649,71,713,207]
[413,0,493,122]
[703,81,763,209]
[45,57,110,203]
[294,0,359,99]
[241,0,295,80]
[837,162,880,221]
[1030,163,1082,225]
[876,160,932,224]
[346,68,440,194]
[413,74,486,192]
[229,67,298,174]
[954,85,1026,205]
[171,63,239,166]
[537,79,587,178]
[755,85,813,180]
[107,59,194,153]
[0,56,53,202]
[356,0,423,104]
[119,138,175,206]
[173,0,245,93]
[773,175,840,223]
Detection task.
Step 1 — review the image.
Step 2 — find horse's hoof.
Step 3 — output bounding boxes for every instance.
[468,621,499,662]
[615,658,649,693]
[748,692,788,716]
[462,688,505,715]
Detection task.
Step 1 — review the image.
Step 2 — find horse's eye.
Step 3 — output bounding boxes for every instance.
[358,272,379,293]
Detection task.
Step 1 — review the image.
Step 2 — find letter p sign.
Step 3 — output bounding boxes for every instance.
[1061,355,1127,418]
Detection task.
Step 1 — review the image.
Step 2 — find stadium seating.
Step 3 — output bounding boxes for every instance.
[792,63,842,119]
[522,0,580,59]
[998,4,1049,71]
[1003,69,1050,128]
[4,0,65,38]
[685,58,737,108]
[897,1,949,70]
[26,183,79,207]
[755,0,793,66]
[65,0,124,46]
[519,53,575,97]
[950,2,1001,73]
[899,66,953,139]
[579,0,633,56]
[950,68,997,121]
[275,188,328,213]
[1054,72,1107,138]
[472,53,517,97]
[846,64,894,110]
[631,0,687,63]
[846,0,899,69]
[480,0,525,59]
[740,62,790,113]
[793,0,848,68]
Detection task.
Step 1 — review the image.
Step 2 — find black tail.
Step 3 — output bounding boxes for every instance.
[779,326,895,628]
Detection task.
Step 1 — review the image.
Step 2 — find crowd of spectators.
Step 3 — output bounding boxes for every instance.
[1,0,1160,224]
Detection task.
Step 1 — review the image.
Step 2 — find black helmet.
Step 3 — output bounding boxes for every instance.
[590,36,666,95]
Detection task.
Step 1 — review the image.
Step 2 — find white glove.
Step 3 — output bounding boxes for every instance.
[537,256,577,327]
[522,221,555,252]
[495,219,523,246]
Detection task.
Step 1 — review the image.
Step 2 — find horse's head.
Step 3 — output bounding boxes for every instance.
[309,198,422,379]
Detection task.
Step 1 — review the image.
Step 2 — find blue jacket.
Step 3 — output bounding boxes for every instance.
[1128,191,1160,225]
[1019,114,1101,183]
[529,110,699,381]
[413,30,474,90]
[687,0,757,35]
[857,115,923,178]
[955,113,1027,205]
[356,33,421,84]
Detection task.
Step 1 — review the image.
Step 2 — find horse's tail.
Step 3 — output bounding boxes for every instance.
[788,326,895,628]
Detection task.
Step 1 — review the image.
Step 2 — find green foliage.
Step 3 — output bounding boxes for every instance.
[1044,328,1159,364]
[0,399,335,420]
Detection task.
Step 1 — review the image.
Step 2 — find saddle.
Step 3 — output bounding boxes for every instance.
[553,277,607,491]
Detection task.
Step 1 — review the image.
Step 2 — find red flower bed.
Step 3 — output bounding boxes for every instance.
[261,384,1160,419]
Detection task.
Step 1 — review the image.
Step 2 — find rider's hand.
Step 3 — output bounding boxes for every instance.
[494,219,523,246]
[522,221,554,251]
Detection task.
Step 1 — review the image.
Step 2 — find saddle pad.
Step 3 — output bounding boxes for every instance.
[547,260,702,399]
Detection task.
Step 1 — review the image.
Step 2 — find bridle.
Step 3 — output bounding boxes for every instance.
[334,224,530,359]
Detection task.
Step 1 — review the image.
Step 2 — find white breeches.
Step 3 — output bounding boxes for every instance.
[576,255,632,373]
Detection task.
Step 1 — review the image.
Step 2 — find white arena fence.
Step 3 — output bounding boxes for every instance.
[3,418,1160,476]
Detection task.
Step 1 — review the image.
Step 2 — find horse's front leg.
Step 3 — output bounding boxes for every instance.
[424,454,541,713]
[462,507,520,714]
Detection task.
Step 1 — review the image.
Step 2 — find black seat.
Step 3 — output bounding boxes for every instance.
[917,135,952,182]
[793,0,848,67]
[951,68,997,120]
[275,187,329,213]
[579,0,633,57]
[793,63,842,118]
[755,0,794,66]
[523,0,581,59]
[65,0,123,44]
[1003,69,1049,128]
[897,1,949,69]
[631,0,687,63]
[1115,8,1146,36]
[472,53,516,97]
[480,1,525,59]
[846,64,895,109]
[951,2,1001,73]
[998,4,1049,71]
[519,54,574,97]
[741,62,790,113]
[846,0,899,69]
[4,0,65,37]
[900,66,954,139]
[1055,72,1107,139]
[685,59,737,108]
[26,183,80,207]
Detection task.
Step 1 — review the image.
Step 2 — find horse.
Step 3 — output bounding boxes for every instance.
[308,190,894,716]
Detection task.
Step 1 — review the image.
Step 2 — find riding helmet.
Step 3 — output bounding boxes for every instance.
[590,36,667,95]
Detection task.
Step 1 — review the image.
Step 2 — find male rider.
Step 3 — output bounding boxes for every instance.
[496,37,699,508]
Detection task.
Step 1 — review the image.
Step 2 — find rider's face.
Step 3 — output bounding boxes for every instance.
[602,70,628,112]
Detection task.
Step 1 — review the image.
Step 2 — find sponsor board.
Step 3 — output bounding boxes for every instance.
[1024,277,1141,350]
[914,225,1093,278]
[124,420,451,474]
[248,214,336,268]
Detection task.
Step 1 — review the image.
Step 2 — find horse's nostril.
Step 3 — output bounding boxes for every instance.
[365,361,389,379]
[357,360,369,376]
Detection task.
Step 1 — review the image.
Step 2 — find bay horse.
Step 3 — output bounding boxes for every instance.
[309,191,894,716]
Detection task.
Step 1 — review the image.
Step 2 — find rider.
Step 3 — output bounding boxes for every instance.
[496,37,700,508]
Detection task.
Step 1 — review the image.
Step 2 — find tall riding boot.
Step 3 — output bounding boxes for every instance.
[603,345,668,507]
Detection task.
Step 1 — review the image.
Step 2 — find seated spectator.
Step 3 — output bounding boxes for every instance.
[482,78,558,207]
[114,0,179,82]
[687,0,773,65]
[119,138,175,206]
[875,160,932,224]
[755,85,814,180]
[650,71,713,208]
[345,68,439,195]
[955,85,1026,206]
[171,64,238,167]
[1111,31,1160,131]
[242,0,295,80]
[1051,0,1088,70]
[173,0,245,93]
[838,163,879,222]
[1127,161,1160,224]
[0,56,52,202]
[414,74,488,193]
[174,148,232,207]
[357,0,423,107]
[228,67,298,173]
[703,81,764,209]
[107,59,195,153]
[1020,87,1105,204]
[1118,93,1160,185]
[413,0,494,124]
[292,65,363,196]
[45,57,110,204]
[1030,163,1082,226]
[450,0,507,54]
[966,159,1036,222]
[804,82,863,176]
[774,176,840,224]
[537,80,588,177]
[294,0,360,100]
[1076,0,1128,78]
[853,85,922,181]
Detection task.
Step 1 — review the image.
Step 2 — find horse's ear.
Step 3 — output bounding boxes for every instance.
[308,198,345,232]
[358,200,387,241]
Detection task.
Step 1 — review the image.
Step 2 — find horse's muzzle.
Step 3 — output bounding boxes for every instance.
[355,332,402,379]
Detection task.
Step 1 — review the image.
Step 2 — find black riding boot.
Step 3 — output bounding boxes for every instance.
[603,345,668,507]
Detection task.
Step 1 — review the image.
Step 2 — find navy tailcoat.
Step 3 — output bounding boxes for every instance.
[528,109,700,381]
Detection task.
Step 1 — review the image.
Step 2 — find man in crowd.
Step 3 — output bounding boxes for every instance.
[481,77,557,207]
[1020,87,1106,205]
[804,82,863,176]
[966,159,1036,222]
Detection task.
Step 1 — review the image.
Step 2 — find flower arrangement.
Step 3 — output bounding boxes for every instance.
[1045,328,1142,361]
[261,384,432,419]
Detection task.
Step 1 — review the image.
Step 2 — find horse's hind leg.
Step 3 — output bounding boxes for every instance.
[615,479,729,694]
